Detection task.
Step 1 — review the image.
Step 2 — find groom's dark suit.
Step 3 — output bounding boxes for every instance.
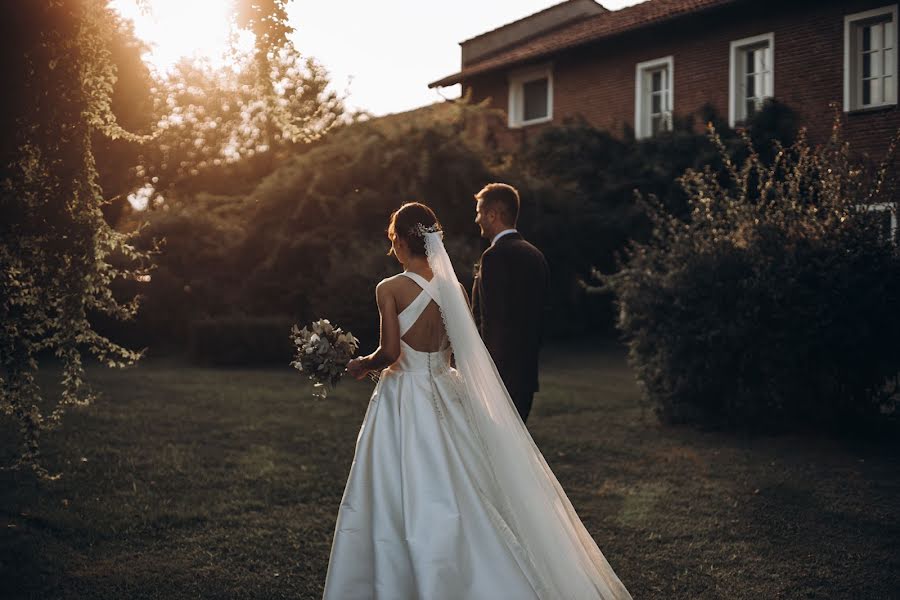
[472,231,550,423]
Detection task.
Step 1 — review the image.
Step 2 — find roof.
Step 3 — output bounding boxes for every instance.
[429,0,744,88]
[460,0,607,67]
[460,0,607,46]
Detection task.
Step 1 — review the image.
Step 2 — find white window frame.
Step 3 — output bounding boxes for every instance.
[861,201,899,243]
[729,32,775,126]
[507,64,553,128]
[635,55,674,140]
[844,4,899,112]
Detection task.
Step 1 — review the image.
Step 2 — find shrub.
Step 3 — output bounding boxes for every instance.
[188,316,295,366]
[123,103,494,354]
[519,101,799,337]
[604,114,900,431]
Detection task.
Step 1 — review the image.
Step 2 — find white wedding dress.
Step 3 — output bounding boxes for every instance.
[323,233,631,600]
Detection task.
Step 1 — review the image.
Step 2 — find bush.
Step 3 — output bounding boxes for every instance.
[188,316,295,366]
[518,101,799,337]
[122,100,804,356]
[120,103,496,354]
[604,115,900,431]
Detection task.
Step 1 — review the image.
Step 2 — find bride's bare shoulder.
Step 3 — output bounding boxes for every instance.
[377,274,406,288]
[375,274,408,297]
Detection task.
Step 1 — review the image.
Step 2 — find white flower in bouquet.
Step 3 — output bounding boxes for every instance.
[290,319,360,398]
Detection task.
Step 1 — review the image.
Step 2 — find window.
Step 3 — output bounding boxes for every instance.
[862,202,898,243]
[635,56,673,139]
[508,65,553,127]
[729,33,774,126]
[844,5,898,111]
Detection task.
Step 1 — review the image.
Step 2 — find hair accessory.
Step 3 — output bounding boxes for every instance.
[411,223,443,238]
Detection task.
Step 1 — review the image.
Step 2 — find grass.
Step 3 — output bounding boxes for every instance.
[1,344,898,599]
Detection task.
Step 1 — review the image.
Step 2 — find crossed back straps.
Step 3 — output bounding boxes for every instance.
[397,271,442,337]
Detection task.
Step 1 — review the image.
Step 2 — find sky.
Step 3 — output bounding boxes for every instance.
[111,0,649,116]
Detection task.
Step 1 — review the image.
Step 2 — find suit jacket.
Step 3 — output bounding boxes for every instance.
[472,232,550,400]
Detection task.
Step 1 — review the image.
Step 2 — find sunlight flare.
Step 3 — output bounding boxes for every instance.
[110,0,252,72]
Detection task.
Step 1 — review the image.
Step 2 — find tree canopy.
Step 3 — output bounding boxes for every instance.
[0,0,338,477]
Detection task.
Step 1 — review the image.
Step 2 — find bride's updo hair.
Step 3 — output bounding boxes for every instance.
[387,202,442,257]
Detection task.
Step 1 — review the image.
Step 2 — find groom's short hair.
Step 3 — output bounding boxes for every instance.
[475,183,520,226]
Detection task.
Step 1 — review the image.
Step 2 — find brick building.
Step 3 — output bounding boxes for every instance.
[429,0,899,160]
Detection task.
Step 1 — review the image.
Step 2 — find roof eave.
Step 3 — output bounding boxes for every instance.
[428,74,462,89]
[428,0,745,90]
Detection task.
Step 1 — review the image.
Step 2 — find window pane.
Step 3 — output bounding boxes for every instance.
[746,98,757,117]
[745,49,755,75]
[651,70,662,92]
[887,21,895,49]
[863,24,872,52]
[886,75,896,103]
[863,78,872,105]
[746,72,756,98]
[651,92,662,113]
[878,210,892,241]
[872,77,883,104]
[863,52,872,78]
[651,114,662,136]
[754,47,768,73]
[522,78,548,121]
[887,46,895,76]
[873,22,884,51]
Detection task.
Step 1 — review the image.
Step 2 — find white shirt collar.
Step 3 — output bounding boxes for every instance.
[491,228,518,246]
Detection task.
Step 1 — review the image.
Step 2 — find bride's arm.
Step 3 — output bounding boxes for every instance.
[347,280,401,379]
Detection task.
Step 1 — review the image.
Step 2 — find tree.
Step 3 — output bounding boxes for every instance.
[138,45,343,203]
[0,0,307,477]
[0,0,151,477]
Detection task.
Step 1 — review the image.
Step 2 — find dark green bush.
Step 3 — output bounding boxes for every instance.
[127,104,496,352]
[519,101,799,337]
[124,100,804,356]
[188,316,295,366]
[605,116,900,431]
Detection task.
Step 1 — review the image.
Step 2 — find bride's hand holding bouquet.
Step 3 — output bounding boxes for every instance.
[345,356,372,380]
[291,319,368,398]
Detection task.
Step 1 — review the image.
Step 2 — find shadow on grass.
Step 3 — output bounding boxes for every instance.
[1,345,898,599]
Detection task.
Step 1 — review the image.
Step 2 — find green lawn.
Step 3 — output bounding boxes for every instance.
[2,345,898,599]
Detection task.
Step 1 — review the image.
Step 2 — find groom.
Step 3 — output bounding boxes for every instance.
[472,183,550,423]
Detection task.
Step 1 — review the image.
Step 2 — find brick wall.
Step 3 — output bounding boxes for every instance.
[462,0,899,161]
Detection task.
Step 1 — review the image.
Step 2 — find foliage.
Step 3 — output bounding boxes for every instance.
[604,112,900,430]
[517,100,800,335]
[91,15,157,223]
[188,315,295,366]
[114,194,251,350]
[125,101,803,353]
[0,0,306,476]
[0,0,151,477]
[127,102,500,354]
[138,45,344,202]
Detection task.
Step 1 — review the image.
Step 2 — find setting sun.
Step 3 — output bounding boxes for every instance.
[110,0,249,71]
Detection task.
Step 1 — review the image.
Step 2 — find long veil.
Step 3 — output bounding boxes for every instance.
[423,230,632,600]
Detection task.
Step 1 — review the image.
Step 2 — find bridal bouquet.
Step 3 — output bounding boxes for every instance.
[290,319,360,398]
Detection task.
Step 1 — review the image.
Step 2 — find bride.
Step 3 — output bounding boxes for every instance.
[323,202,632,599]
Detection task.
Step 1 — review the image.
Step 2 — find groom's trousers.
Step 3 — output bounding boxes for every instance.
[510,390,534,424]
